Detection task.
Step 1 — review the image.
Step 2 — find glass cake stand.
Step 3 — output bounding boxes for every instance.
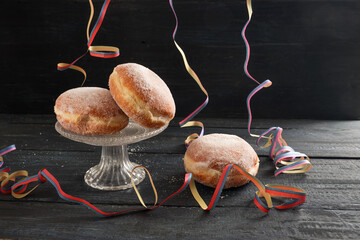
[55,120,168,191]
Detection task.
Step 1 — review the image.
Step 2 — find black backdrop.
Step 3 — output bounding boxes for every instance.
[1,0,359,119]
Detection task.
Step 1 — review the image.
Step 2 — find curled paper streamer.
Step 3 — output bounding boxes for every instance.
[241,0,260,85]
[242,0,311,175]
[169,0,208,143]
[1,145,307,216]
[0,145,15,173]
[57,0,119,86]
[246,79,273,138]
[257,127,312,176]
[0,145,44,198]
[181,121,204,147]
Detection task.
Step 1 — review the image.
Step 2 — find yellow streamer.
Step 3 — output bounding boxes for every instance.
[131,166,158,208]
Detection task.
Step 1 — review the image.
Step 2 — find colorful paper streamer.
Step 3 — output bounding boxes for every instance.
[169,0,207,144]
[242,0,311,175]
[170,0,311,175]
[1,145,307,216]
[168,0,307,210]
[57,0,119,86]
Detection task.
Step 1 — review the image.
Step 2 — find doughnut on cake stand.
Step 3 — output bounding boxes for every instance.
[55,120,168,191]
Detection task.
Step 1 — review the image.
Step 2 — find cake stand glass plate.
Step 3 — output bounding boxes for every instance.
[55,120,168,191]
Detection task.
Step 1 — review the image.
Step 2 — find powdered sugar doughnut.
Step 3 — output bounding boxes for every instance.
[54,87,129,135]
[109,63,175,128]
[183,134,260,189]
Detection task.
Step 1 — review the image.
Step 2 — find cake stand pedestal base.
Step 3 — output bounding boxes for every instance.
[84,145,145,191]
[55,121,168,191]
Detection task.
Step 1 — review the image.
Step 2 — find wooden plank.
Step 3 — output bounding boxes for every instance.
[1,150,359,211]
[1,201,359,239]
[1,118,359,158]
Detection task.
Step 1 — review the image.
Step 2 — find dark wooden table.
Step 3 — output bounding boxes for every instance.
[1,114,359,239]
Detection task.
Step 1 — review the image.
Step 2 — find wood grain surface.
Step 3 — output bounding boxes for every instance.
[0,114,359,239]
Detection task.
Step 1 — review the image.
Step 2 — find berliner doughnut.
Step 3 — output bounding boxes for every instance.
[183,133,260,189]
[109,63,176,128]
[54,87,129,135]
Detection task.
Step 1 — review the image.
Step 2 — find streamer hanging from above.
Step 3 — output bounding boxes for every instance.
[1,145,307,216]
[241,0,260,85]
[169,0,208,144]
[242,0,311,175]
[57,0,120,86]
[168,0,307,210]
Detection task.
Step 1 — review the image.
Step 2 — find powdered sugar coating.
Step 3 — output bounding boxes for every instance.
[184,133,260,188]
[109,63,176,128]
[54,87,129,135]
[186,133,258,171]
[55,87,124,118]
[118,63,175,114]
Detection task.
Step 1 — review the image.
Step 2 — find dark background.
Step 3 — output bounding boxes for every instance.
[1,0,359,119]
